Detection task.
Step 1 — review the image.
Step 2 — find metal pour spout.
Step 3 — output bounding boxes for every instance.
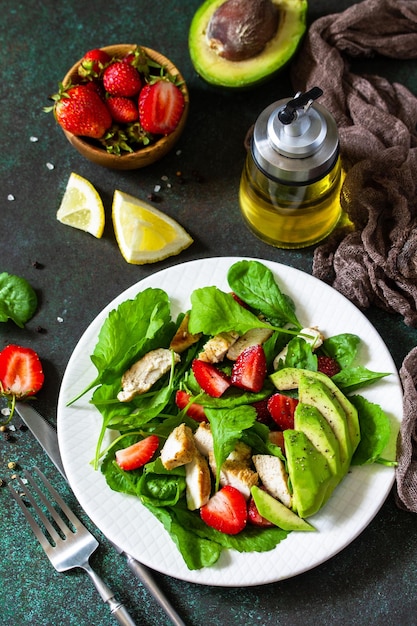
[277,87,324,126]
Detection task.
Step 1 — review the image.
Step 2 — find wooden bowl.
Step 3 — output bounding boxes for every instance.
[61,44,189,170]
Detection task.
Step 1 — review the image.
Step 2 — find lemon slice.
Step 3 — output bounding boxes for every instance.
[112,190,193,264]
[57,172,105,238]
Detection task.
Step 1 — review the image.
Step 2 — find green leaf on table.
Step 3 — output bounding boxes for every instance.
[0,272,37,327]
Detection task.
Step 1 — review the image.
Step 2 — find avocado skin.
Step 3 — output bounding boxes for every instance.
[270,367,361,453]
[188,0,308,89]
[283,429,333,518]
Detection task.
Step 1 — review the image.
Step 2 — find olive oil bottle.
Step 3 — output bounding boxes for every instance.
[240,88,343,249]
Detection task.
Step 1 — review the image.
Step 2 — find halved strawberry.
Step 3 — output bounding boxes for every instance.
[231,344,267,393]
[175,390,207,422]
[192,359,231,398]
[248,489,274,527]
[200,485,247,535]
[0,344,44,399]
[317,355,341,377]
[115,434,159,471]
[267,393,298,430]
[138,79,185,135]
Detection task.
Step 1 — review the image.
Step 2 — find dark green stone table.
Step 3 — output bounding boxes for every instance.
[1,1,417,624]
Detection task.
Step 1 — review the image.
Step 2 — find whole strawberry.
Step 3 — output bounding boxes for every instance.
[78,48,111,79]
[103,61,142,97]
[139,79,185,135]
[49,84,112,138]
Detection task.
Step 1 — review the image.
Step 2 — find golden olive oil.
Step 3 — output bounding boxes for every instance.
[241,89,344,249]
[239,153,343,249]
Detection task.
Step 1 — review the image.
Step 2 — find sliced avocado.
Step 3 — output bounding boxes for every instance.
[251,485,315,531]
[270,367,361,453]
[298,374,352,471]
[283,429,333,518]
[294,402,342,477]
[188,0,308,89]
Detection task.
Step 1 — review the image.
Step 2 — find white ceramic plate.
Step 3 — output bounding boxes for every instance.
[57,257,401,587]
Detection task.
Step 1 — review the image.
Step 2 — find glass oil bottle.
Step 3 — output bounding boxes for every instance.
[239,87,344,249]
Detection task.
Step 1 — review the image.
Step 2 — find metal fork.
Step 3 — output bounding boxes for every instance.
[8,467,137,626]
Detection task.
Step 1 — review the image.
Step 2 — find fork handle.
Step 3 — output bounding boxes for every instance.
[84,563,138,625]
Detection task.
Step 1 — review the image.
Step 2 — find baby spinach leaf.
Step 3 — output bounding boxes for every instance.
[206,405,257,489]
[350,395,392,465]
[70,288,175,403]
[188,286,294,337]
[332,366,390,392]
[227,260,301,329]
[322,333,361,368]
[0,272,37,327]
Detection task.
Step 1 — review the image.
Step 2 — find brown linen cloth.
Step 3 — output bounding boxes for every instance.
[290,0,417,512]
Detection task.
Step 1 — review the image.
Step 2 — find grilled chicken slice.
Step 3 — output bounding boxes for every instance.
[160,423,197,470]
[252,454,292,508]
[198,331,239,363]
[117,348,180,402]
[185,450,212,510]
[169,313,202,353]
[226,328,273,361]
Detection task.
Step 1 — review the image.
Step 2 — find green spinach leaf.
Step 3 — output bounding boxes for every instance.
[227,260,301,328]
[0,272,37,327]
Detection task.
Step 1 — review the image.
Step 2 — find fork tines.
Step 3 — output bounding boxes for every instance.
[8,467,81,555]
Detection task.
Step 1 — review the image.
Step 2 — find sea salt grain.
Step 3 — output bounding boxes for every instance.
[7,194,15,201]
[30,136,39,142]
[57,316,64,323]
[46,162,55,170]
[154,184,161,193]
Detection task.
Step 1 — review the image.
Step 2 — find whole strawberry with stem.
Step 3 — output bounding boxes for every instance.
[78,48,111,79]
[45,83,112,138]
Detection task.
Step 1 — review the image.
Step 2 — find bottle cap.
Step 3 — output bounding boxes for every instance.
[251,88,339,184]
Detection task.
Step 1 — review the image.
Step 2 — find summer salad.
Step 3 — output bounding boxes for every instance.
[71,259,394,570]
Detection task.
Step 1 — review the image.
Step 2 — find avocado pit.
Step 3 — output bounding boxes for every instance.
[206,0,280,62]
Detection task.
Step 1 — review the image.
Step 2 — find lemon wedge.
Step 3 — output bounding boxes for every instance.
[56,172,105,238]
[112,190,193,264]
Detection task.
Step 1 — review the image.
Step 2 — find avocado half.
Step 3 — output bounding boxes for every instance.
[188,0,308,88]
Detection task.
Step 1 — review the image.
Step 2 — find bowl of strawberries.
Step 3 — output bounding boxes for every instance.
[47,44,189,169]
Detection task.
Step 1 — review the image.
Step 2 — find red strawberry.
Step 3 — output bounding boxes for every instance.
[317,355,341,377]
[51,84,112,138]
[0,345,44,399]
[248,489,274,527]
[192,359,231,398]
[231,344,267,393]
[138,80,185,135]
[107,96,139,123]
[200,485,247,535]
[251,398,273,425]
[103,61,142,97]
[229,292,249,309]
[78,48,111,78]
[115,434,159,471]
[267,393,298,430]
[175,390,207,422]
